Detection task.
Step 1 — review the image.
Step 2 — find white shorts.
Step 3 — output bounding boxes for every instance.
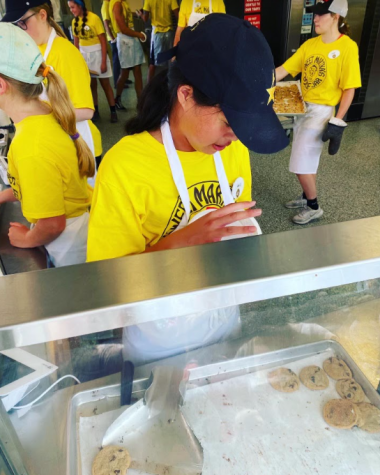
[117,33,145,69]
[80,46,113,79]
[289,102,334,174]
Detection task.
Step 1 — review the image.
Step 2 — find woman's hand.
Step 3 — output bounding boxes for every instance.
[147,201,262,252]
[8,222,30,248]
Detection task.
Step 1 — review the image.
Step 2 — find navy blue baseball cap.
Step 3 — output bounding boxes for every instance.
[1,0,52,23]
[158,14,289,154]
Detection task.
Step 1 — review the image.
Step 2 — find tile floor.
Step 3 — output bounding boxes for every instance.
[95,74,380,235]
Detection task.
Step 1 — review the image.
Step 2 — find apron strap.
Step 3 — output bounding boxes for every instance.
[43,27,58,62]
[161,120,192,221]
[209,0,212,13]
[213,152,234,205]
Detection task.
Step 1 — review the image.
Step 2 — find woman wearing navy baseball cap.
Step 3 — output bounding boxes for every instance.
[87,14,289,365]
[276,0,361,225]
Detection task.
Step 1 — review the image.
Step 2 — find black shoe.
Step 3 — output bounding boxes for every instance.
[115,97,126,111]
[110,112,118,123]
[92,110,100,123]
[126,79,133,84]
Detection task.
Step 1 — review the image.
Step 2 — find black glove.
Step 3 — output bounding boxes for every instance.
[322,118,347,156]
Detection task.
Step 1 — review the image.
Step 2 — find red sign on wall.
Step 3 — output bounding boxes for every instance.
[244,0,261,14]
[244,14,261,29]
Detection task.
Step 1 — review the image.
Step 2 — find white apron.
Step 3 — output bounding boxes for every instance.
[79,44,113,79]
[289,102,335,174]
[44,212,90,267]
[122,121,261,366]
[40,28,97,188]
[188,0,212,27]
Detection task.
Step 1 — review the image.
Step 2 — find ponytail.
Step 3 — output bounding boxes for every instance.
[338,16,351,36]
[126,62,218,135]
[39,64,95,178]
[32,3,67,39]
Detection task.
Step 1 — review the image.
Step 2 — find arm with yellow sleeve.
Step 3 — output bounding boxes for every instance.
[322,42,361,155]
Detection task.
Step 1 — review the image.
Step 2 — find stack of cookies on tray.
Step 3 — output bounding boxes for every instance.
[267,355,380,432]
[273,84,306,114]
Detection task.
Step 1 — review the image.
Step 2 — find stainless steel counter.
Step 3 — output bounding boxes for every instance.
[1,216,380,350]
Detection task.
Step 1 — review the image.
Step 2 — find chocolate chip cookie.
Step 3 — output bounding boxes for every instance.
[323,399,359,429]
[355,403,380,433]
[92,446,131,475]
[268,367,300,393]
[336,378,365,403]
[299,365,329,390]
[323,356,352,380]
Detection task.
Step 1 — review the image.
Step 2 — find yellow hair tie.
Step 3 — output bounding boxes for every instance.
[43,66,51,78]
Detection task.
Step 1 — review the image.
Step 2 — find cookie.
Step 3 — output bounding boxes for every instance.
[323,399,359,429]
[336,379,365,403]
[268,367,300,393]
[299,365,329,390]
[323,356,352,380]
[92,446,131,475]
[355,403,380,433]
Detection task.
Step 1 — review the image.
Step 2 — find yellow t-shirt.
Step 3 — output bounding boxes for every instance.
[8,114,92,224]
[38,36,103,157]
[72,11,105,47]
[87,132,252,261]
[143,0,179,33]
[178,0,225,28]
[101,0,116,41]
[283,35,362,106]
[109,0,134,34]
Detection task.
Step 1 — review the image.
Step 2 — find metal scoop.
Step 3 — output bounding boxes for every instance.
[102,366,203,475]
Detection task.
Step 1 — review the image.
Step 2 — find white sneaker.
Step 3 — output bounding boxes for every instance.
[292,206,323,225]
[285,194,307,209]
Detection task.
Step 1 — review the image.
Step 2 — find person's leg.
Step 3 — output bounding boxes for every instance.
[99,78,118,123]
[133,65,143,98]
[115,68,130,109]
[147,64,156,83]
[90,78,100,122]
[297,174,317,200]
[111,41,121,89]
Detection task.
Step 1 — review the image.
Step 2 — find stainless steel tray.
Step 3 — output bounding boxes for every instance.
[67,377,150,475]
[180,340,380,475]
[274,80,307,117]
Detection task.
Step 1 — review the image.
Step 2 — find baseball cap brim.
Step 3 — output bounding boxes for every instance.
[1,10,27,23]
[306,1,332,15]
[222,104,289,154]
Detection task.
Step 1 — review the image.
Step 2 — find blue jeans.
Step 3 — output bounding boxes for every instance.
[110,41,121,88]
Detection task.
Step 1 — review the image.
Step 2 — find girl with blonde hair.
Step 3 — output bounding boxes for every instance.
[2,0,103,173]
[0,23,93,267]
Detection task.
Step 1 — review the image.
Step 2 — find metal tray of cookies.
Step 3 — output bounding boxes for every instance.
[180,340,380,475]
[274,80,307,117]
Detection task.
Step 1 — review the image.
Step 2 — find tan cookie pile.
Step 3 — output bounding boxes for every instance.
[92,446,131,475]
[273,84,306,114]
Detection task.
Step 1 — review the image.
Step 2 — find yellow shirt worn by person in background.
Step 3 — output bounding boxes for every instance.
[143,0,179,33]
[72,10,105,47]
[283,35,361,106]
[8,114,92,224]
[38,36,102,157]
[101,0,116,41]
[178,0,225,28]
[109,0,134,34]
[87,134,251,261]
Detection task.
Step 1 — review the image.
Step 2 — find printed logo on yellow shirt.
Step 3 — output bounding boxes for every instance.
[162,180,224,237]
[303,54,327,90]
[7,172,21,200]
[77,26,97,41]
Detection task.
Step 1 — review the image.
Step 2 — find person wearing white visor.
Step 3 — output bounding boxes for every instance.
[276,0,361,225]
[0,23,93,267]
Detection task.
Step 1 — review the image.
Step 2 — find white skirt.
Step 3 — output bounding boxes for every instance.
[289,102,334,174]
[80,44,113,79]
[117,33,145,69]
